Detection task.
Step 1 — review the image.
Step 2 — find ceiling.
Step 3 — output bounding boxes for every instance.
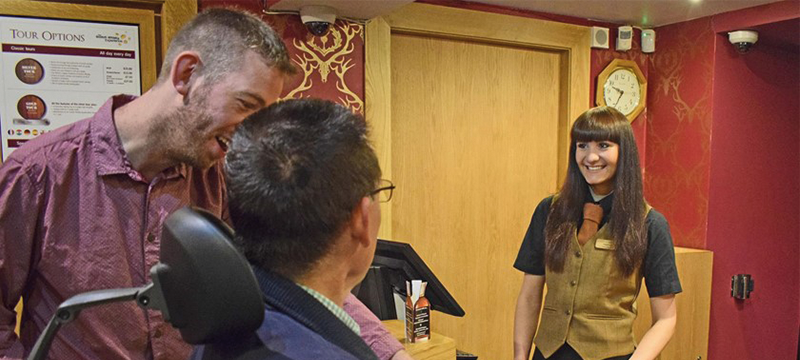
[468,0,788,27]
[269,0,790,26]
[267,0,415,20]
[755,17,800,50]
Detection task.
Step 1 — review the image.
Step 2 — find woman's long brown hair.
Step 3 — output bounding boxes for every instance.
[544,107,647,277]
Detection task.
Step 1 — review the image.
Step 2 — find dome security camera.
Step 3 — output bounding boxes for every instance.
[300,5,337,37]
[728,30,758,54]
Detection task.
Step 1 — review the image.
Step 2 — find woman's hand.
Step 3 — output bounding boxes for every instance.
[629,294,677,360]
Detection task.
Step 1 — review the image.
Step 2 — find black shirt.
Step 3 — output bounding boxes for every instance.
[513,195,682,297]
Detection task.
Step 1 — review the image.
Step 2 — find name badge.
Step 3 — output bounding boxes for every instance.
[595,238,616,250]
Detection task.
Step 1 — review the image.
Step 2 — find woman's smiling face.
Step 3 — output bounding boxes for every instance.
[575,140,619,195]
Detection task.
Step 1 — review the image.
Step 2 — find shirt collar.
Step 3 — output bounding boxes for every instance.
[91,95,187,180]
[586,187,614,217]
[297,284,361,336]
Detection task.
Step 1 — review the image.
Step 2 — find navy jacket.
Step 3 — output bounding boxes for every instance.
[191,268,379,360]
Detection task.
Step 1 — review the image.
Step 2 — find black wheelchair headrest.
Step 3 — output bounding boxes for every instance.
[155,207,264,344]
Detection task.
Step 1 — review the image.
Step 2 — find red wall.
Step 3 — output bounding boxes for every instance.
[705,17,799,360]
[645,2,800,358]
[644,17,716,250]
[642,0,800,253]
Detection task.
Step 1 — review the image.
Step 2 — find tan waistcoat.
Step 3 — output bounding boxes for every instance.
[534,205,651,360]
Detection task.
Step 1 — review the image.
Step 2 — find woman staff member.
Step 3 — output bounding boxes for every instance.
[513,107,681,360]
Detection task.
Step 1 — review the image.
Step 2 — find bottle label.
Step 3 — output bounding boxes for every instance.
[405,303,414,341]
[413,306,430,341]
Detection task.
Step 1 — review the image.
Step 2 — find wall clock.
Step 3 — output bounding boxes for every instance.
[595,59,647,122]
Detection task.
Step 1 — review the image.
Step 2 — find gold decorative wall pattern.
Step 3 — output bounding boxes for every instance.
[199,3,367,116]
[281,20,365,114]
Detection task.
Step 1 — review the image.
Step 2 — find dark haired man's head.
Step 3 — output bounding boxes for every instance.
[225,99,381,280]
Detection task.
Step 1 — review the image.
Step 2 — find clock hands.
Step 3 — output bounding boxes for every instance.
[612,86,625,106]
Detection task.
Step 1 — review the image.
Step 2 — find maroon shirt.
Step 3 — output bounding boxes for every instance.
[343,294,404,360]
[0,96,227,360]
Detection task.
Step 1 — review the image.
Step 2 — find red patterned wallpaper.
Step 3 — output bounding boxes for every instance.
[644,1,800,252]
[644,18,716,249]
[200,0,365,114]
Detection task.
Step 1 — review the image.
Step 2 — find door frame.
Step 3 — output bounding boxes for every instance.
[365,3,590,238]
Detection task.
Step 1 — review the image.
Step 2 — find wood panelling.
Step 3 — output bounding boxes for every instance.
[390,32,562,358]
[383,319,457,360]
[365,3,590,358]
[157,0,197,57]
[365,16,394,239]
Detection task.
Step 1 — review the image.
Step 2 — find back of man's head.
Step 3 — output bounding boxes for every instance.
[158,7,295,84]
[225,99,381,279]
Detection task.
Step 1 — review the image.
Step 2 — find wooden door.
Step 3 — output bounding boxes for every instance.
[366,4,590,358]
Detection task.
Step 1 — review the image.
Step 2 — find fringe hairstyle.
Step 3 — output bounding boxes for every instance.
[544,107,647,277]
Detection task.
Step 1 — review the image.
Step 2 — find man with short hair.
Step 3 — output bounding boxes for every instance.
[0,8,292,359]
[192,99,389,360]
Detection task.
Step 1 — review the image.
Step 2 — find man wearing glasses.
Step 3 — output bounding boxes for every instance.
[192,99,399,360]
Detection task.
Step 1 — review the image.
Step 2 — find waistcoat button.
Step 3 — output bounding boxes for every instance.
[565,310,571,315]
[570,280,577,286]
[575,251,582,258]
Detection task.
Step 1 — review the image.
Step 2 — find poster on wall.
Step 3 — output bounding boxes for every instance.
[0,16,140,160]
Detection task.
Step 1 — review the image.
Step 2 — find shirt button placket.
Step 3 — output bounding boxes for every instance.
[144,181,162,356]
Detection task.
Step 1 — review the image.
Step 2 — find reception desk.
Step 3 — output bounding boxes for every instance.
[633,247,713,360]
[382,319,456,360]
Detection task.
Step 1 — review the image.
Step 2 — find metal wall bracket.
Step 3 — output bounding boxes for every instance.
[731,274,754,300]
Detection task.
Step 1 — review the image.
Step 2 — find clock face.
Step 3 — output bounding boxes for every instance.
[603,68,641,116]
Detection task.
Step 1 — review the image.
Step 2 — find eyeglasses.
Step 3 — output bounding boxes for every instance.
[369,179,395,203]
